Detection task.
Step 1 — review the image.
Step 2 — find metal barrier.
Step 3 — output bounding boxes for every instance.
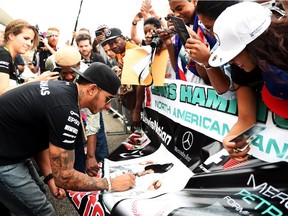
[106,107,130,135]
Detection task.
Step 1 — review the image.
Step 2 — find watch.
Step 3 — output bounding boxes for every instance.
[43,173,53,184]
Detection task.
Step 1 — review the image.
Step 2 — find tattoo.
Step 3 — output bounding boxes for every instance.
[78,89,84,104]
[49,144,105,191]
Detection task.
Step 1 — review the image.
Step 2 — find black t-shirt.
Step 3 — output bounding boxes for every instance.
[0,46,17,81]
[0,81,82,165]
[231,65,264,97]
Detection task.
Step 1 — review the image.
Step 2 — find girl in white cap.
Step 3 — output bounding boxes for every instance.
[208,2,288,161]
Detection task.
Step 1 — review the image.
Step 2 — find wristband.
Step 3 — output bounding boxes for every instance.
[104,177,112,192]
[44,173,53,184]
[132,21,137,26]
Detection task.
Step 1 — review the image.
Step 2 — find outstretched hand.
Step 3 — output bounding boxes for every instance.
[86,157,100,177]
[185,37,210,65]
[223,135,251,162]
[36,71,59,81]
[25,71,59,83]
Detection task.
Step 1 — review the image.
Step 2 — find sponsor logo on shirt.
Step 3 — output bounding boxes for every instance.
[63,111,80,143]
[63,133,77,138]
[70,111,80,118]
[64,125,78,135]
[67,116,80,126]
[40,81,50,96]
[63,139,76,144]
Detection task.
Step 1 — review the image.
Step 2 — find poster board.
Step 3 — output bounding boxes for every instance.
[121,46,168,86]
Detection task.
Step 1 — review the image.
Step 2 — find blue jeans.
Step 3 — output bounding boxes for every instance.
[0,159,54,215]
[96,112,109,162]
[74,112,109,171]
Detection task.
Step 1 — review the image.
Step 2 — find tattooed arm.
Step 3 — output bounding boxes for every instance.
[34,149,66,199]
[49,143,136,191]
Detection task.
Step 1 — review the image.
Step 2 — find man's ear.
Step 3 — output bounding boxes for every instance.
[87,84,98,95]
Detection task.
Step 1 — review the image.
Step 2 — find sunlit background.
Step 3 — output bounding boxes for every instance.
[0,0,170,47]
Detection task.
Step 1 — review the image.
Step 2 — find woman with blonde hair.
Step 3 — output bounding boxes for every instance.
[0,19,58,95]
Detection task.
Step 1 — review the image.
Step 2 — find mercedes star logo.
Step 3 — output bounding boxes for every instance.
[182,131,194,150]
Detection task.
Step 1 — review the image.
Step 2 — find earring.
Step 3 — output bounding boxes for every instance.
[192,0,197,7]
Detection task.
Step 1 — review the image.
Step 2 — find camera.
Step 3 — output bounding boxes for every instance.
[38,33,46,48]
[150,33,163,48]
[95,31,102,37]
[164,15,173,21]
[37,31,52,49]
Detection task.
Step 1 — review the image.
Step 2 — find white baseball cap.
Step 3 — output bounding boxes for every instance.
[209,2,272,67]
[55,46,81,66]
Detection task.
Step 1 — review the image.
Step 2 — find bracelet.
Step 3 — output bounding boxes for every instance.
[43,173,53,184]
[202,64,213,70]
[132,21,137,26]
[104,177,112,192]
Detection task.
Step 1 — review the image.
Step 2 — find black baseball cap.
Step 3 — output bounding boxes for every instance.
[103,28,122,42]
[72,62,121,95]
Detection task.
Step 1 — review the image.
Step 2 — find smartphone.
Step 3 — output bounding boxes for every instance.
[138,12,143,18]
[170,16,190,44]
[52,67,62,76]
[95,31,102,37]
[158,29,176,35]
[229,124,266,143]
